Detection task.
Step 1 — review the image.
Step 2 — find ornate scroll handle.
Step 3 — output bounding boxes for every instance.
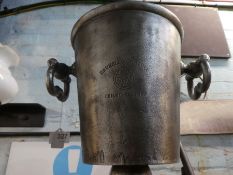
[46,58,76,102]
[181,54,211,100]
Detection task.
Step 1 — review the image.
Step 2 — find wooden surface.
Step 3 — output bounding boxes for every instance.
[181,100,233,135]
[166,5,231,58]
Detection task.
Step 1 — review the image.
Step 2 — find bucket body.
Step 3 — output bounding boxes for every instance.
[71,2,183,165]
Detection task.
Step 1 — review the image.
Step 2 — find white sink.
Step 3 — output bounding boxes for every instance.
[0,43,20,104]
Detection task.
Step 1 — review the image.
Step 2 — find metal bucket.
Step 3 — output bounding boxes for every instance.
[71,1,182,165]
[46,1,211,166]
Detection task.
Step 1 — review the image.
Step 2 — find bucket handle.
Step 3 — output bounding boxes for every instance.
[181,54,211,100]
[46,58,76,102]
[46,54,211,102]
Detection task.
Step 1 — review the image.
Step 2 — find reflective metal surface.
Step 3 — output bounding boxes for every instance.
[45,0,211,168]
[181,54,211,100]
[72,1,182,165]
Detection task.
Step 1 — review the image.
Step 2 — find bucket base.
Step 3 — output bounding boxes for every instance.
[110,165,152,175]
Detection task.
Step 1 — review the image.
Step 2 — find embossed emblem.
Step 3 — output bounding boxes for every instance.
[113,68,134,90]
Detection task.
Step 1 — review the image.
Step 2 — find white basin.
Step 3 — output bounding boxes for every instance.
[0,43,20,104]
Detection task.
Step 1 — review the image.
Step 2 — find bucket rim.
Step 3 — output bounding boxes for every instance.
[71,1,184,48]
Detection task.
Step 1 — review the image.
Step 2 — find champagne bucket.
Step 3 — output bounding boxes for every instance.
[46,1,211,166]
[72,1,183,165]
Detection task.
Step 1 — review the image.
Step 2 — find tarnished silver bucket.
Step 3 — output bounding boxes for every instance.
[46,1,211,166]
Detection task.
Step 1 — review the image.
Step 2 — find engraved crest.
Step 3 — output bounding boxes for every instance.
[113,68,134,90]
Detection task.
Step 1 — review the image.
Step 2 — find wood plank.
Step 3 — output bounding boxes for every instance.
[166,5,231,58]
[181,100,233,135]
